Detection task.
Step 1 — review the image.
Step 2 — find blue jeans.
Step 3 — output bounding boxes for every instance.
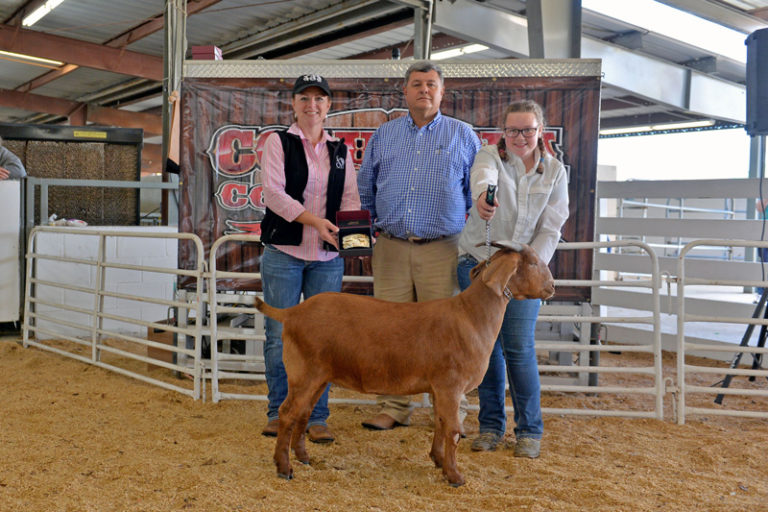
[457,254,543,439]
[260,245,344,427]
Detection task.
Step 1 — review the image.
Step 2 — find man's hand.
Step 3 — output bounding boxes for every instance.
[477,191,498,221]
[0,166,10,180]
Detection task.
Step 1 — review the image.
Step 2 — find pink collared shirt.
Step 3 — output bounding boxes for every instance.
[261,123,361,261]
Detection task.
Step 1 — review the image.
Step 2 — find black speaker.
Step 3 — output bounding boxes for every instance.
[746,28,768,136]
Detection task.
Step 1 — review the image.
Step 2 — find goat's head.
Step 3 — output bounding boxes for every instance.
[471,242,555,300]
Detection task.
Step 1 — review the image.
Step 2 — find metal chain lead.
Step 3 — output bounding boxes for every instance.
[484,184,497,264]
[486,219,492,261]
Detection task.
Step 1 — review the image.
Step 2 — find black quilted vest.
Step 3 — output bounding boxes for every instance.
[259,131,347,251]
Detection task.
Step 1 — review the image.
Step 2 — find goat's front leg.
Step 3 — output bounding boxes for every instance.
[432,391,465,487]
[429,410,445,469]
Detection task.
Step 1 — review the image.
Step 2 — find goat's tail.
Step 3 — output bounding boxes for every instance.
[254,297,287,322]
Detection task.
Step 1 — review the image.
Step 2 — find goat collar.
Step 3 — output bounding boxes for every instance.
[503,286,513,301]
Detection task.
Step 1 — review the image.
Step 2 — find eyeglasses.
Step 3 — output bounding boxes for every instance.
[503,127,538,138]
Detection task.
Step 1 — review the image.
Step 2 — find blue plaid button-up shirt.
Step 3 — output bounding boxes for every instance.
[358,111,481,239]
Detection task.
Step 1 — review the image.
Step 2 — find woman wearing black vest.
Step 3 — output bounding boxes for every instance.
[259,74,361,444]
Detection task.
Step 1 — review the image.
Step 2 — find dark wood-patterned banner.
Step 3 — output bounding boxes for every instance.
[179,73,600,300]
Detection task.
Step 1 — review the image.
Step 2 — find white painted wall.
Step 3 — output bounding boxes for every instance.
[0,180,20,322]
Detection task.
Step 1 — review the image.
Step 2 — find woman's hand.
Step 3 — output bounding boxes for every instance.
[313,218,340,249]
[295,211,340,249]
[477,191,498,221]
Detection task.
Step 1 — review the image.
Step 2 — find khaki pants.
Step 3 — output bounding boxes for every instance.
[372,234,468,424]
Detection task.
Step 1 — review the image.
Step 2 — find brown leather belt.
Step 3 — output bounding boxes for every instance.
[379,231,447,245]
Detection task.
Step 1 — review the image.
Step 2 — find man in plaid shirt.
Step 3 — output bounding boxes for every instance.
[357,60,481,432]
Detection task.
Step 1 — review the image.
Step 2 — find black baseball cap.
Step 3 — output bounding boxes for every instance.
[292,74,332,96]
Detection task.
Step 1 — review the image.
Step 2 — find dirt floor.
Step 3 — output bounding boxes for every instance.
[1,334,767,512]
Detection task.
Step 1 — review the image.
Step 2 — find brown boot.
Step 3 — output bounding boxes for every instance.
[361,413,403,431]
[261,418,279,437]
[306,424,335,444]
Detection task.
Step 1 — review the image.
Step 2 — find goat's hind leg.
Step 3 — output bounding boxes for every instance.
[284,378,329,468]
[292,409,311,465]
[292,380,331,465]
[273,398,296,480]
[275,381,318,479]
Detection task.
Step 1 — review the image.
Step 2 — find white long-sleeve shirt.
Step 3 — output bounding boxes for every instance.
[458,144,569,265]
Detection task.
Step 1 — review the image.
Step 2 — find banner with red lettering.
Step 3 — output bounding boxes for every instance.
[179,61,601,300]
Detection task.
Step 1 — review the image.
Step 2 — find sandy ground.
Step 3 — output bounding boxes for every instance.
[1,334,767,512]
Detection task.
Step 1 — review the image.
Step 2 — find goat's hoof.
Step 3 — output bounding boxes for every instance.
[429,452,443,469]
[277,470,294,481]
[297,456,310,465]
[445,473,465,487]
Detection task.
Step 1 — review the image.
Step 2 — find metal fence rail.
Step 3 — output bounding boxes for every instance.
[207,237,665,419]
[207,234,391,406]
[22,226,206,399]
[538,240,664,419]
[676,239,768,424]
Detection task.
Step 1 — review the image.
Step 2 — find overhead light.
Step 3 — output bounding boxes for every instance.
[600,126,653,136]
[583,0,747,63]
[0,50,63,67]
[651,120,715,130]
[599,119,716,136]
[432,44,489,60]
[22,0,66,27]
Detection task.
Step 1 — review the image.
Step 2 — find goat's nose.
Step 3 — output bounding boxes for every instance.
[544,282,555,299]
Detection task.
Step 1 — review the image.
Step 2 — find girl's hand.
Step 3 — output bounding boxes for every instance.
[477,191,498,221]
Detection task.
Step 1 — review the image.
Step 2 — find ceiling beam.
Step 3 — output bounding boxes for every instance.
[433,0,746,123]
[87,105,162,135]
[12,0,222,95]
[15,64,78,93]
[0,23,163,81]
[0,88,161,135]
[344,32,466,59]
[106,0,222,48]
[656,0,767,33]
[223,0,404,59]
[279,18,411,59]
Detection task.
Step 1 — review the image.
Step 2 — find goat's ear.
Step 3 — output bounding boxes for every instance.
[470,261,484,281]
[481,251,520,297]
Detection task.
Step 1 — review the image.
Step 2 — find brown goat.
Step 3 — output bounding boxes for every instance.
[254,242,555,487]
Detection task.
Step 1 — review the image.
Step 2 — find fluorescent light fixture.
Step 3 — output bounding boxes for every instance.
[0,50,63,67]
[600,119,716,135]
[651,120,715,130]
[600,126,653,136]
[22,0,65,27]
[432,44,489,60]
[583,0,748,63]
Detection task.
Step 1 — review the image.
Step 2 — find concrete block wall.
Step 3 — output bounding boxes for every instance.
[32,226,180,340]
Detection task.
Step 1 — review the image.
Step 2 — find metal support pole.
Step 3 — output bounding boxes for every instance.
[526,0,581,58]
[413,0,433,59]
[162,0,186,226]
[746,135,766,287]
